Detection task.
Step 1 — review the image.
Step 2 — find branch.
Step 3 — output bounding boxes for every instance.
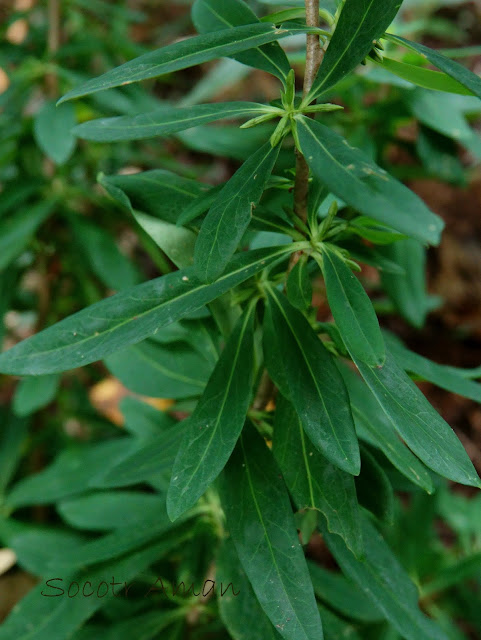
[293,0,323,225]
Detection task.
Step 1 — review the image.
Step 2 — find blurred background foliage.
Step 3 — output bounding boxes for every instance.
[1,0,481,638]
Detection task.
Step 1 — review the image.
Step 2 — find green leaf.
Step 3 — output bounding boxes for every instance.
[1,525,87,577]
[286,255,312,311]
[194,141,280,282]
[0,535,183,640]
[12,374,60,417]
[73,611,183,640]
[71,218,140,290]
[133,212,197,268]
[33,101,76,164]
[105,339,213,399]
[221,425,324,640]
[0,245,293,375]
[340,240,406,275]
[264,287,360,475]
[384,332,481,403]
[308,0,403,101]
[217,538,281,640]
[320,515,449,640]
[149,317,221,366]
[356,445,394,523]
[347,217,406,245]
[192,0,291,83]
[0,411,29,493]
[353,352,481,488]
[308,562,383,623]
[59,24,308,104]
[0,202,54,271]
[99,170,207,225]
[120,396,176,440]
[386,34,481,100]
[167,305,255,520]
[58,491,166,531]
[316,604,363,640]
[339,364,434,494]
[179,122,275,161]
[6,439,138,508]
[96,423,189,489]
[320,245,385,366]
[405,89,481,158]
[417,127,465,184]
[378,238,428,328]
[296,117,443,245]
[273,395,363,558]
[73,102,275,141]
[176,185,221,227]
[51,505,184,571]
[422,551,481,598]
[379,57,475,95]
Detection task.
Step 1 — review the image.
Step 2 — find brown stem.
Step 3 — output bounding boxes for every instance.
[253,2,325,412]
[290,0,324,271]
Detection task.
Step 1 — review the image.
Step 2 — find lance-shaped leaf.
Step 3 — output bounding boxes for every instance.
[59,24,307,104]
[50,505,186,571]
[296,117,443,245]
[286,255,312,311]
[0,536,184,640]
[6,439,138,508]
[73,102,275,142]
[134,212,197,268]
[217,538,281,640]
[339,363,434,494]
[273,395,363,558]
[384,331,481,403]
[386,34,481,100]
[379,238,428,328]
[0,245,292,375]
[356,445,394,524]
[308,562,383,623]
[194,141,280,282]
[192,0,291,83]
[320,515,449,640]
[33,101,76,165]
[264,287,360,475]
[105,339,213,399]
[0,412,29,494]
[100,170,207,225]
[320,245,384,366]
[221,425,324,640]
[353,352,481,488]
[13,374,60,417]
[379,57,476,96]
[0,202,54,272]
[58,491,167,531]
[308,0,403,101]
[167,305,255,520]
[95,423,190,490]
